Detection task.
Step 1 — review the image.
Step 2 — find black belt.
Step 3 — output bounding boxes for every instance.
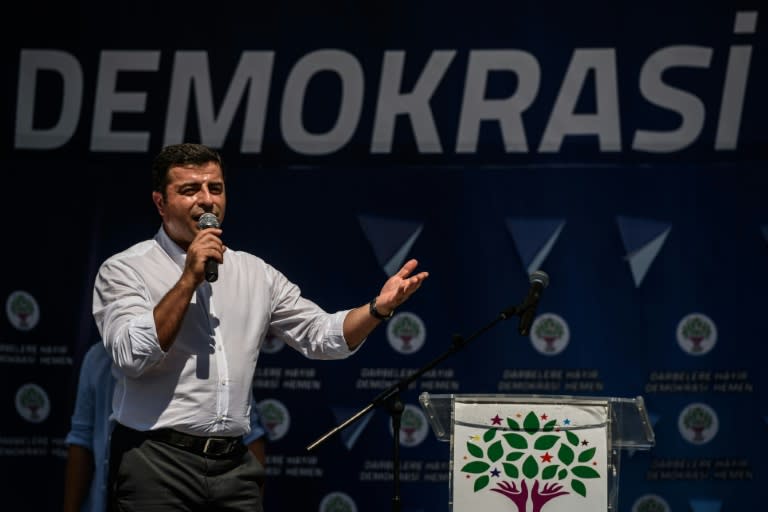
[146,428,244,457]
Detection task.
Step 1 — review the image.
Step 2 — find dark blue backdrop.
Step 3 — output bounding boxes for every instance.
[2,1,765,511]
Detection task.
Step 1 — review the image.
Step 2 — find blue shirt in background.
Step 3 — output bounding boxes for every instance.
[65,343,114,512]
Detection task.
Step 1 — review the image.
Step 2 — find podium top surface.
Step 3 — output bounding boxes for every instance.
[418,392,655,449]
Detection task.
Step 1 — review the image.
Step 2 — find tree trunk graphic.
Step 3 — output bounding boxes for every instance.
[491,480,528,511]
[17,313,30,328]
[689,337,703,351]
[542,337,557,352]
[492,480,569,512]
[530,480,569,512]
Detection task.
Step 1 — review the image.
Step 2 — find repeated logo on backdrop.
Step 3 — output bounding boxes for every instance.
[529,313,570,356]
[632,494,671,512]
[388,404,430,448]
[677,403,719,445]
[5,290,40,332]
[676,313,717,356]
[387,312,427,354]
[319,491,358,512]
[15,383,50,423]
[5,290,51,425]
[260,335,285,354]
[257,398,291,442]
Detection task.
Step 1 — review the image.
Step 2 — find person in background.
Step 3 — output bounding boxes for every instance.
[63,342,114,512]
[92,142,428,512]
[63,341,267,512]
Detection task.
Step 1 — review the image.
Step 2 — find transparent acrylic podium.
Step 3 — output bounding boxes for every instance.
[419,393,655,512]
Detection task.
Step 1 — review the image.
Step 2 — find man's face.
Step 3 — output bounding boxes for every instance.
[152,162,226,250]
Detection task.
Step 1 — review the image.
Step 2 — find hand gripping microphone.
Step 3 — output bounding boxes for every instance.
[518,270,549,336]
[197,213,220,283]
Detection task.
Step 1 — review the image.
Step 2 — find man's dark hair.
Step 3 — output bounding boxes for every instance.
[151,143,225,196]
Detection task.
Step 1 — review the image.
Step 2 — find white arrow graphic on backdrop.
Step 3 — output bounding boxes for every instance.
[358,214,423,276]
[331,407,375,450]
[505,217,565,276]
[627,410,660,457]
[689,498,722,512]
[616,216,671,288]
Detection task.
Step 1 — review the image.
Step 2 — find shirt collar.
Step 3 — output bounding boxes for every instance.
[155,225,187,270]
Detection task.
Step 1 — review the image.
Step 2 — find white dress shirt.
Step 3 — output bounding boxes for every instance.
[93,226,358,437]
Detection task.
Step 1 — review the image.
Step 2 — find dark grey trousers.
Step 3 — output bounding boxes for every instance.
[109,424,264,512]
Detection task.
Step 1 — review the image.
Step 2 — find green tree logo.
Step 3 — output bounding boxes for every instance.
[394,404,429,447]
[631,494,670,512]
[15,383,50,423]
[387,312,427,353]
[401,405,425,443]
[257,399,290,441]
[319,492,357,512]
[6,290,40,331]
[393,315,421,344]
[19,386,45,419]
[676,313,717,355]
[534,318,564,345]
[530,314,570,355]
[678,403,718,444]
[681,316,711,351]
[460,411,601,512]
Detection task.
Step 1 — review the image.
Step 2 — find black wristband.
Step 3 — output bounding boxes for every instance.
[369,297,394,321]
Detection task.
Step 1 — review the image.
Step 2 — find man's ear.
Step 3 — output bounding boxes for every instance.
[152,191,164,216]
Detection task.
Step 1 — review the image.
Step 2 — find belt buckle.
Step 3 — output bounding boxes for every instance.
[203,437,230,456]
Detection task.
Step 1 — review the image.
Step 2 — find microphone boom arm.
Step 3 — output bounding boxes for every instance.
[306,270,548,512]
[306,301,529,451]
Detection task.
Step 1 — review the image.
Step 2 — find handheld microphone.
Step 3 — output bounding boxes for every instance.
[518,270,549,336]
[197,213,220,283]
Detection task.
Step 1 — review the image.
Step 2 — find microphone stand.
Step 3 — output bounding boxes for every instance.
[306,301,531,512]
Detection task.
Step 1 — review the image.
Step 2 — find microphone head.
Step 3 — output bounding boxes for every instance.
[530,270,549,288]
[197,213,220,230]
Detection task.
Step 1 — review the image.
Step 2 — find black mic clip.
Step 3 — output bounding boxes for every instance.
[517,270,549,336]
[500,271,549,336]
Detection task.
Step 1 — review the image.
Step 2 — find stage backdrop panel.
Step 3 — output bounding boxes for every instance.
[1,1,765,511]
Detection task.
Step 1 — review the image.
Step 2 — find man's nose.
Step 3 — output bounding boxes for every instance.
[197,187,214,205]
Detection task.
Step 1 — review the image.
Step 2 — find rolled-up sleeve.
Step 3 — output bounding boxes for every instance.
[93,258,165,377]
[267,266,363,359]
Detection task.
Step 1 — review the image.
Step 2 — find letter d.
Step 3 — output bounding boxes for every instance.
[15,50,83,149]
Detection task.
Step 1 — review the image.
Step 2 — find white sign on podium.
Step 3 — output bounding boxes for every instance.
[419,393,655,512]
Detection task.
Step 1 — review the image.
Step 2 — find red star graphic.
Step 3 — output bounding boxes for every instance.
[491,414,502,425]
[540,413,548,420]
[540,452,553,463]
